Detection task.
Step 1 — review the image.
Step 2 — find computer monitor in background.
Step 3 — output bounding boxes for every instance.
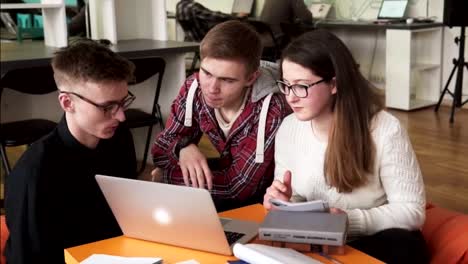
[232,0,254,16]
[377,0,409,20]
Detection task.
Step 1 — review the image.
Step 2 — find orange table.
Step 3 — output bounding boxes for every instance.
[65,204,383,264]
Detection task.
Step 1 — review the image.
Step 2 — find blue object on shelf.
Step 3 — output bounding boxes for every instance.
[16,13,44,42]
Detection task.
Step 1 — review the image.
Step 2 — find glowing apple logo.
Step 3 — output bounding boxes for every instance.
[152,208,171,225]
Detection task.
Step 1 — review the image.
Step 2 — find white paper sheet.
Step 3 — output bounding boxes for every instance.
[80,254,162,264]
[233,243,323,264]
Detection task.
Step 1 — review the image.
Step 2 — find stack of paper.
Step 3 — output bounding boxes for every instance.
[233,243,322,264]
[80,254,162,264]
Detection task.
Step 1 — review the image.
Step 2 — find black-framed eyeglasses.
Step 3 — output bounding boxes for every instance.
[276,79,327,98]
[60,91,135,115]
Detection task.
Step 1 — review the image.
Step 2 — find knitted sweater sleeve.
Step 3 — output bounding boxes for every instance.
[345,116,426,236]
[273,115,306,203]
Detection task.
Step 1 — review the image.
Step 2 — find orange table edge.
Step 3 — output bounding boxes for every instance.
[65,204,383,264]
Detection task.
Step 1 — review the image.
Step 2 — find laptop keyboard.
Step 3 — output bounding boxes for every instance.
[224,231,245,245]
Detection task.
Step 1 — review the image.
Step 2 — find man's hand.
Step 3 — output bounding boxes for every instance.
[263,170,293,210]
[150,167,163,182]
[179,144,213,189]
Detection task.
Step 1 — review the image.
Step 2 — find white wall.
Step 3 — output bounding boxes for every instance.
[90,0,167,42]
[115,0,167,41]
[166,0,178,13]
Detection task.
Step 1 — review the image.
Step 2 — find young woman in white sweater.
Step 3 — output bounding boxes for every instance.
[263,30,428,263]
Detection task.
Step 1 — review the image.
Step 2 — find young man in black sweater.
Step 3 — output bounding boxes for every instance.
[4,40,137,264]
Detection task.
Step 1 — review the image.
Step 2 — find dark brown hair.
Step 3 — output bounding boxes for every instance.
[200,20,262,75]
[51,39,135,89]
[281,30,384,193]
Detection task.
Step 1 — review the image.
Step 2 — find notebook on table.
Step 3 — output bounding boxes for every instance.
[95,175,259,256]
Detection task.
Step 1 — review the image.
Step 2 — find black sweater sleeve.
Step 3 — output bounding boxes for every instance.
[5,143,66,264]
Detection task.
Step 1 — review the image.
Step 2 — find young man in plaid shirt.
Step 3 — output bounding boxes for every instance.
[151,21,290,211]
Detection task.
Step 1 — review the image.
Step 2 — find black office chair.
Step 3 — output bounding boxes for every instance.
[246,20,280,62]
[0,65,58,175]
[0,65,58,208]
[124,57,165,175]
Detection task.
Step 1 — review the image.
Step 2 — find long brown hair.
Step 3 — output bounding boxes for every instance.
[281,30,384,193]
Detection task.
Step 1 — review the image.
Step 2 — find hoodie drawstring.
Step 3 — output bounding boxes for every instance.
[183,81,272,164]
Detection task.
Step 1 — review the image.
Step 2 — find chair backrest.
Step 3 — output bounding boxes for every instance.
[128,57,165,114]
[1,65,57,95]
[0,65,58,123]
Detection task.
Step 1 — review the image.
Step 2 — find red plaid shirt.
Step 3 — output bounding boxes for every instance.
[152,73,290,204]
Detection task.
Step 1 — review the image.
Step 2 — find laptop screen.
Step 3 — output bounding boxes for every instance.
[378,0,408,19]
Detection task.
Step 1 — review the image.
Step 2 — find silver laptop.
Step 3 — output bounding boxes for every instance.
[95,175,259,255]
[376,0,408,22]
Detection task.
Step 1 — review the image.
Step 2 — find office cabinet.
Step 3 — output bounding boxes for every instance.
[0,0,67,47]
[386,27,443,110]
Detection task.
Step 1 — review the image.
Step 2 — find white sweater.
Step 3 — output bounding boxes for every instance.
[274,111,426,236]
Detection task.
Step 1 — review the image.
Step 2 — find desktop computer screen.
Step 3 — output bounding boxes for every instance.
[232,0,254,15]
